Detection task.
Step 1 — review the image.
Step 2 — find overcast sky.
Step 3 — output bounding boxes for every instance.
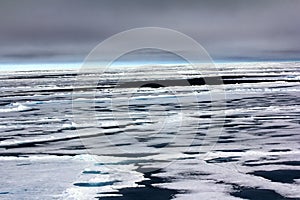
[0,0,300,63]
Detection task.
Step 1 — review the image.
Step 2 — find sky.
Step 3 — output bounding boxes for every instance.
[0,0,300,64]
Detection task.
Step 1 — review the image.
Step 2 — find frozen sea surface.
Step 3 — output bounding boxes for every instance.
[0,62,300,199]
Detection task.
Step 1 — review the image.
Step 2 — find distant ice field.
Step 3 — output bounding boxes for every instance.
[0,62,300,200]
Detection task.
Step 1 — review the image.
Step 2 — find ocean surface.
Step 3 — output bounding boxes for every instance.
[0,62,300,200]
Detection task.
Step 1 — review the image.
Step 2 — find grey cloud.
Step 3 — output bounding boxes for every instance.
[0,0,299,62]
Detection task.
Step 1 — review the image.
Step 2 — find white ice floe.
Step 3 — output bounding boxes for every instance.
[1,62,300,199]
[61,155,145,200]
[152,150,300,199]
[0,102,31,113]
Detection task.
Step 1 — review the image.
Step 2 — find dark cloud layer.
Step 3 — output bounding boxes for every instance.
[0,0,300,63]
